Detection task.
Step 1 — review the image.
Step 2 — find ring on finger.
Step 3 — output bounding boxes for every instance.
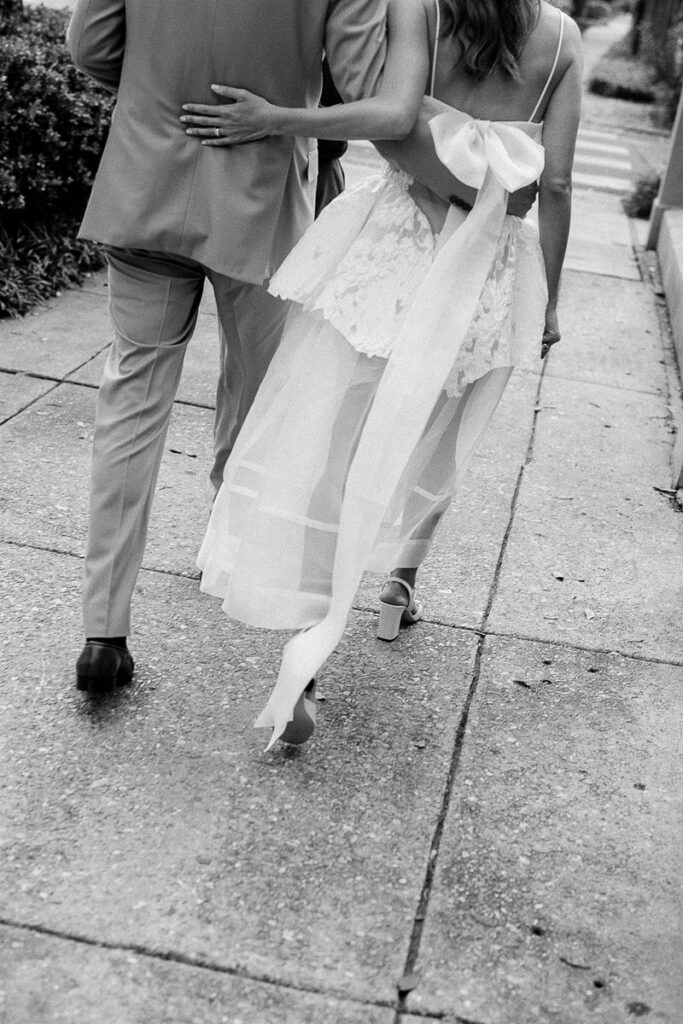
[214,127,222,138]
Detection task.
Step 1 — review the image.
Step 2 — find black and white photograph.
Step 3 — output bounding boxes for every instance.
[0,0,681,1021]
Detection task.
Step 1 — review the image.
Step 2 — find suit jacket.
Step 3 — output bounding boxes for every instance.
[67,0,386,283]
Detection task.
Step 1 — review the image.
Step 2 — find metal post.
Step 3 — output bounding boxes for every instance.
[647,88,683,249]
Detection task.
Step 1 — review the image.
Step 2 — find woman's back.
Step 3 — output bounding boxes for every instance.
[429,0,576,123]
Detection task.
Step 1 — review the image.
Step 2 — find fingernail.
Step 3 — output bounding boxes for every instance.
[179,116,187,122]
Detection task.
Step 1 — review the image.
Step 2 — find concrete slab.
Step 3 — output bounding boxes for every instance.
[0,289,110,379]
[565,191,641,281]
[0,371,57,425]
[407,636,683,1023]
[199,287,218,317]
[548,271,667,397]
[488,376,683,662]
[67,311,220,408]
[0,382,214,576]
[0,924,395,1024]
[357,371,539,629]
[0,543,478,1004]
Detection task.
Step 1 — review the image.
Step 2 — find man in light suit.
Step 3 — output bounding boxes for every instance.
[67,0,387,692]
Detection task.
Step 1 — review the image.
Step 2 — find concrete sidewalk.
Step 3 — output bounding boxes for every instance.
[1,46,683,1024]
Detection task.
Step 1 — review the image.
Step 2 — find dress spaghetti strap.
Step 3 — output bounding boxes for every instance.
[528,7,565,122]
[429,0,441,97]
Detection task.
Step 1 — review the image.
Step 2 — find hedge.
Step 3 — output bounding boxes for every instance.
[589,33,658,102]
[0,5,114,317]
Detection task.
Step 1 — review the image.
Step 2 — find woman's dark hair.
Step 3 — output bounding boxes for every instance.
[441,0,540,80]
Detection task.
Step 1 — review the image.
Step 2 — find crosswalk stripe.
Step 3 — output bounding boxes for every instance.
[575,154,633,171]
[578,127,619,141]
[576,141,630,158]
[573,170,631,191]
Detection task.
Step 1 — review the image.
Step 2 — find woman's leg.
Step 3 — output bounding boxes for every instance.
[381,366,513,607]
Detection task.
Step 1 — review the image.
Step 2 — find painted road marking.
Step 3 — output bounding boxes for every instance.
[574,128,633,192]
[576,140,631,157]
[572,171,633,191]
[575,154,633,171]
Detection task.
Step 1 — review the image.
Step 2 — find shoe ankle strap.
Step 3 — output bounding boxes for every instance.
[385,576,414,600]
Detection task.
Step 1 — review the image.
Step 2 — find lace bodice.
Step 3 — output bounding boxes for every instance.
[270,165,546,397]
[272,167,434,359]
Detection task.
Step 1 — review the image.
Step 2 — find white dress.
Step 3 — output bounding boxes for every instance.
[197,99,549,747]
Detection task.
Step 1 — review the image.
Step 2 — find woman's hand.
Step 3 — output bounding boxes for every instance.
[541,306,561,359]
[180,85,275,145]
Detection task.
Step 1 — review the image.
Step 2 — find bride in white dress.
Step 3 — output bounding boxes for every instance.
[181,0,583,748]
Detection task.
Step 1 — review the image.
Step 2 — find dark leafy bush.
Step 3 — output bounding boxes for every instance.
[0,214,104,316]
[589,34,658,102]
[583,1,613,21]
[0,5,114,317]
[622,172,661,219]
[551,0,630,26]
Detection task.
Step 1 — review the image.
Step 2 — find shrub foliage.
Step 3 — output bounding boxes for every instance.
[589,34,658,102]
[622,172,661,219]
[0,6,114,316]
[589,7,682,125]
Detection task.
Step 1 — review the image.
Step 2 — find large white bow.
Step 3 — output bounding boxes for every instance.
[429,111,545,192]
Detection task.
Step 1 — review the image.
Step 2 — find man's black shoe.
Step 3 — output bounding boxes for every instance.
[76,641,134,694]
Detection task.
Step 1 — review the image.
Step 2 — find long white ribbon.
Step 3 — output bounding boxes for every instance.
[256,113,545,747]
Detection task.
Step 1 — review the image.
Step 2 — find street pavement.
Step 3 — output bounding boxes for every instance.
[1,15,682,1024]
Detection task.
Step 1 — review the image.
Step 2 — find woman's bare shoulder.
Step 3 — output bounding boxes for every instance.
[386,0,432,39]
[540,2,583,61]
[387,0,431,13]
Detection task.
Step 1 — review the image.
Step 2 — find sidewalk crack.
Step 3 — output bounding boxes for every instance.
[395,365,549,1014]
[0,917,397,1013]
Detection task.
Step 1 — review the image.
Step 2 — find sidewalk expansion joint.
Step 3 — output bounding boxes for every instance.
[395,364,548,1015]
[0,539,202,584]
[0,366,217,413]
[355,602,683,670]
[541,368,664,399]
[0,375,62,428]
[6,540,683,670]
[462,624,683,670]
[0,917,399,1015]
[564,266,641,284]
[396,1012,485,1024]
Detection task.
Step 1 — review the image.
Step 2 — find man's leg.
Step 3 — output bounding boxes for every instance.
[79,248,204,688]
[209,276,290,491]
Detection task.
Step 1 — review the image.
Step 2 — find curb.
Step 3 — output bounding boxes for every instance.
[655,210,683,486]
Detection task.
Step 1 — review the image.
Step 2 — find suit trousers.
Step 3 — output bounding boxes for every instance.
[83,247,288,637]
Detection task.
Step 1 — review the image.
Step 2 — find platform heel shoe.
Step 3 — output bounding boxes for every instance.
[279,679,318,745]
[377,577,424,641]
